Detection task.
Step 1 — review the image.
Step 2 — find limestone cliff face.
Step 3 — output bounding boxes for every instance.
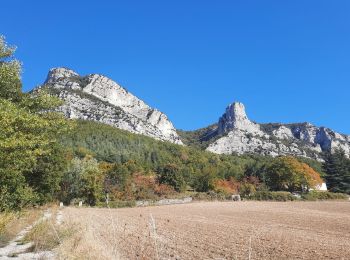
[218,102,264,136]
[37,67,183,144]
[207,102,350,160]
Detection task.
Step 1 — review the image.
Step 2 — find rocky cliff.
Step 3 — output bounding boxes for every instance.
[34,68,349,159]
[206,102,350,160]
[35,67,183,144]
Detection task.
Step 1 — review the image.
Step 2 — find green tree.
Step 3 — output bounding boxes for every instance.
[104,164,131,192]
[59,158,85,204]
[192,166,217,192]
[26,144,67,203]
[157,164,186,192]
[80,156,104,206]
[0,99,59,210]
[0,36,71,210]
[323,149,350,194]
[0,36,22,102]
[60,156,104,205]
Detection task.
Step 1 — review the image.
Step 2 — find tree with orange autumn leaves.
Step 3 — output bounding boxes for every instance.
[265,156,323,192]
[213,176,260,196]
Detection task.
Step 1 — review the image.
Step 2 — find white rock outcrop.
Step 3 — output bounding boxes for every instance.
[218,102,264,136]
[207,102,350,160]
[37,67,183,144]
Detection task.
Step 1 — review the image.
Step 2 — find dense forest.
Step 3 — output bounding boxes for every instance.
[1,35,350,211]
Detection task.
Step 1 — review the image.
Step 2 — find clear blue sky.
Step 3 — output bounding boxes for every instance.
[1,1,350,133]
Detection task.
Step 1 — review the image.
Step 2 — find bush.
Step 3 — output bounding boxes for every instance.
[302,191,349,201]
[192,191,229,201]
[239,183,257,198]
[213,178,240,196]
[249,191,297,201]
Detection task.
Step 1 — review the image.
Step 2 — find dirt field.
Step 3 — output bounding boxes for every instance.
[62,201,350,260]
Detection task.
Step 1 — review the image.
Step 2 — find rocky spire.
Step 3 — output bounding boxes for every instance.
[218,102,259,134]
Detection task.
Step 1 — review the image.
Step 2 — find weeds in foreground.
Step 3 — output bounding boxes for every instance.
[0,209,41,247]
[0,212,17,246]
[22,218,74,252]
[54,209,121,260]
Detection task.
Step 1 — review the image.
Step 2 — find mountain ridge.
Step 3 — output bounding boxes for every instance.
[206,102,350,160]
[34,67,350,160]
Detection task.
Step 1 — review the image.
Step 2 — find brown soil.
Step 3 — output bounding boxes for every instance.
[63,201,350,260]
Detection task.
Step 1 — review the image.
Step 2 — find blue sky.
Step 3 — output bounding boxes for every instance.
[1,1,350,133]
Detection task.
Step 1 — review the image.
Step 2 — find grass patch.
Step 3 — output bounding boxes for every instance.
[22,220,59,251]
[55,221,118,259]
[22,219,74,252]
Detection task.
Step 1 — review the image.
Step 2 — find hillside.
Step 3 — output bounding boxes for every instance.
[60,120,260,174]
[60,120,325,178]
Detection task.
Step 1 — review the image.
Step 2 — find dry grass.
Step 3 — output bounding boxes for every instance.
[55,221,120,259]
[22,220,67,252]
[60,201,350,260]
[19,206,74,255]
[0,209,41,247]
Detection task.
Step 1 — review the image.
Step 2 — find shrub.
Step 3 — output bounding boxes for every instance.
[250,191,297,201]
[213,178,240,196]
[131,173,159,200]
[192,191,228,201]
[301,191,349,201]
[154,183,175,197]
[239,183,256,197]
